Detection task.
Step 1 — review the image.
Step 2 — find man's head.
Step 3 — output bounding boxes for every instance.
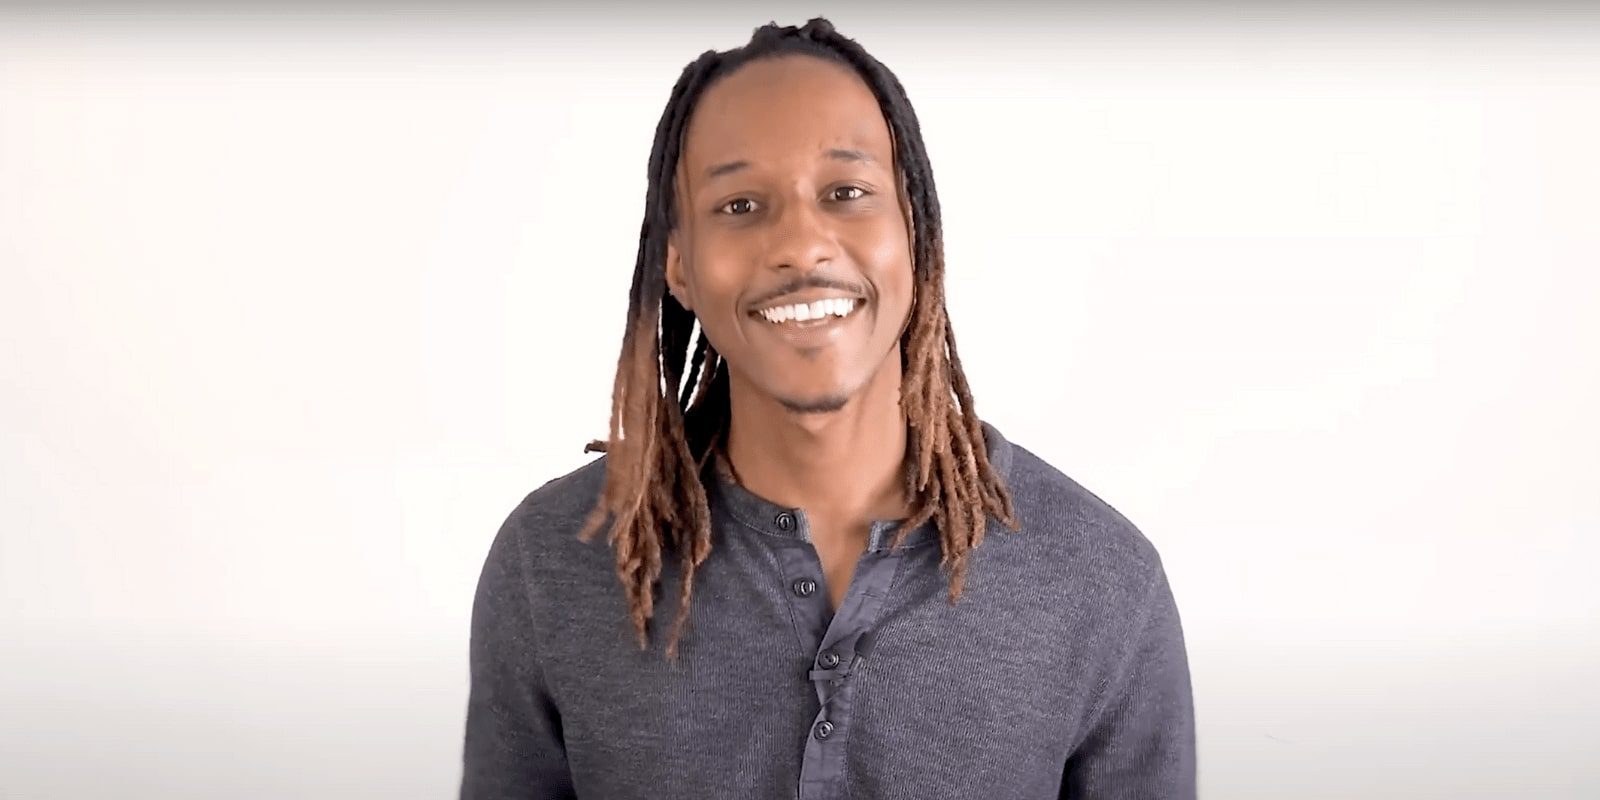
[581,18,1016,661]
[665,52,914,415]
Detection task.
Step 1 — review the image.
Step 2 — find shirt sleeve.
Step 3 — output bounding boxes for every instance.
[460,508,577,800]
[1061,560,1197,799]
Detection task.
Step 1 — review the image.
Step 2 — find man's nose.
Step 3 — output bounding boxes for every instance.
[765,199,839,273]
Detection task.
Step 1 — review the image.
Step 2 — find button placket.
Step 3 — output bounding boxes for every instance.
[797,549,911,800]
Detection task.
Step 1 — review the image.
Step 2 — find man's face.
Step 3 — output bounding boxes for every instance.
[666,55,915,415]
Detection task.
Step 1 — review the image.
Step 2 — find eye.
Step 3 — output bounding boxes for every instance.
[830,185,868,202]
[718,197,758,215]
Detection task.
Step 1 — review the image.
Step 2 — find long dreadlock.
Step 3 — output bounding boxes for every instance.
[577,17,1018,661]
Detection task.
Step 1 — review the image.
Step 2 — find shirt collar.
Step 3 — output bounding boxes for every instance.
[704,420,1013,553]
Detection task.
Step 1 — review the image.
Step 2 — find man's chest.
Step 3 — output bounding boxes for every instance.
[810,528,868,613]
[535,538,1102,799]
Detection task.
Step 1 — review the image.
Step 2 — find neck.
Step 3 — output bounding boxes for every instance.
[723,351,909,525]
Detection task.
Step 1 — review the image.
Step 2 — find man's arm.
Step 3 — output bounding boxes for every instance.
[461,509,576,800]
[1062,561,1197,799]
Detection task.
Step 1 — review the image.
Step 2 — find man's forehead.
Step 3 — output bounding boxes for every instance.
[680,57,895,176]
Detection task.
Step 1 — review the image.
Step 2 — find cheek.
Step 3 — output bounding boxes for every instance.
[859,224,916,312]
[680,241,744,309]
[680,248,753,346]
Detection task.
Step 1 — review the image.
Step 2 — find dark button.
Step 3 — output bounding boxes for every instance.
[775,512,795,531]
[813,720,835,741]
[817,650,841,669]
[792,578,817,597]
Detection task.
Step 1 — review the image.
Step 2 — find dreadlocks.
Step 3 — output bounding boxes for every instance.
[577,17,1018,661]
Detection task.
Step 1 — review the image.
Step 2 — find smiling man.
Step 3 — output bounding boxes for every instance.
[462,18,1196,800]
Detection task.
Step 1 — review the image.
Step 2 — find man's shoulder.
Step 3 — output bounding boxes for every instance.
[519,454,610,519]
[494,455,611,556]
[1001,435,1165,585]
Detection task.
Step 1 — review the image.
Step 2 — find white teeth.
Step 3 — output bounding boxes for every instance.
[756,298,858,324]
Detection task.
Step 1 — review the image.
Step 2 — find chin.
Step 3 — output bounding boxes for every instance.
[766,370,873,416]
[733,357,883,417]
[776,391,852,415]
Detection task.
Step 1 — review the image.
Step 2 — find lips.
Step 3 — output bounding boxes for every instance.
[746,293,866,347]
[753,297,860,325]
[749,285,866,316]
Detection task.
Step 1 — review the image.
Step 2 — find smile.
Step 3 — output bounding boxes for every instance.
[753,298,859,325]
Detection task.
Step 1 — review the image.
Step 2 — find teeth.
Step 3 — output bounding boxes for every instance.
[757,298,857,324]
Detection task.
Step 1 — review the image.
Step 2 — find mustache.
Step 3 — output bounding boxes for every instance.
[746,275,868,309]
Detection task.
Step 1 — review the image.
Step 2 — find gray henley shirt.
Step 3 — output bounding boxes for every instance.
[461,421,1196,799]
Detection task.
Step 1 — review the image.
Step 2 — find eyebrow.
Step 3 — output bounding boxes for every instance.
[703,148,878,180]
[705,160,750,179]
[825,148,875,165]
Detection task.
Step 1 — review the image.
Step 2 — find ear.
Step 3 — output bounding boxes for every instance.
[665,233,692,311]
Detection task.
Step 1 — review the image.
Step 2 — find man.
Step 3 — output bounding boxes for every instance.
[462,17,1196,800]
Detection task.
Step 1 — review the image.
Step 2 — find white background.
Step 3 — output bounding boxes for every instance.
[3,4,1597,798]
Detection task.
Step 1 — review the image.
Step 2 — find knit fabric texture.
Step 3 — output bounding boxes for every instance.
[461,421,1196,799]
